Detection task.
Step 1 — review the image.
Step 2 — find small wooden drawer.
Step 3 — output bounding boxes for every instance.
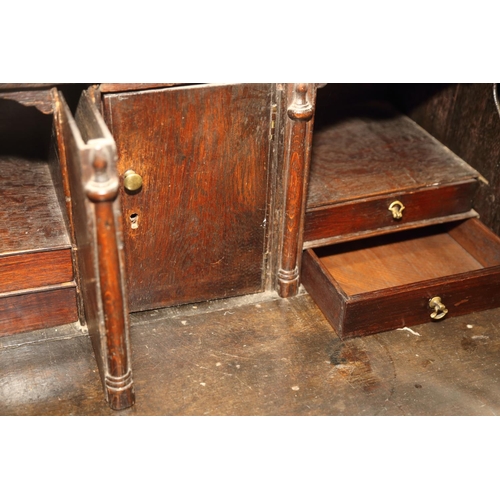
[0,284,78,336]
[0,248,73,294]
[304,181,478,247]
[301,218,500,339]
[1,155,77,335]
[304,102,480,247]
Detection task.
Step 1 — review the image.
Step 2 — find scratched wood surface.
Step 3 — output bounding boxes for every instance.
[99,83,184,93]
[306,101,478,208]
[0,156,71,255]
[103,83,273,312]
[2,292,500,415]
[390,83,500,237]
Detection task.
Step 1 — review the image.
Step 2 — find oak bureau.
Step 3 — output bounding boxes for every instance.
[1,83,499,409]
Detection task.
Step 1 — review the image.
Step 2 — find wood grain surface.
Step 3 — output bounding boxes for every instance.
[103,83,273,312]
[277,83,316,297]
[0,285,77,336]
[0,84,59,90]
[3,292,500,416]
[304,180,477,243]
[0,155,76,334]
[0,249,73,294]
[317,228,483,295]
[306,102,479,208]
[0,89,54,114]
[391,83,500,237]
[0,156,71,255]
[55,90,134,409]
[99,83,185,93]
[342,269,500,338]
[448,217,500,266]
[302,220,500,338]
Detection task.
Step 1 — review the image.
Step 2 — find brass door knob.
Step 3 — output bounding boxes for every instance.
[123,170,143,192]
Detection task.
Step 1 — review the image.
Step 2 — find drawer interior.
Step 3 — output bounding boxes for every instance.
[302,218,500,338]
[315,223,488,295]
[313,218,500,294]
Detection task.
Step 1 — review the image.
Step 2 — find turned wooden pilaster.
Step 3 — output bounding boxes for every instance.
[277,83,316,297]
[85,145,134,410]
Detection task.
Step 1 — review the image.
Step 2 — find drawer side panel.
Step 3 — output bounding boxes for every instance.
[301,249,347,334]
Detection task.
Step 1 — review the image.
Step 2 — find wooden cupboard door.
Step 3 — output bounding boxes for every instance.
[53,90,134,410]
[103,84,273,312]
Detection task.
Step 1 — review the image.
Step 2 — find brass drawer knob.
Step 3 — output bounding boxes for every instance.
[123,170,143,192]
[429,296,448,320]
[388,200,405,220]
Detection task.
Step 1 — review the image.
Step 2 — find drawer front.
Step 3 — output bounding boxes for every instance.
[304,180,478,246]
[0,249,73,294]
[301,219,500,339]
[341,271,500,338]
[0,285,78,336]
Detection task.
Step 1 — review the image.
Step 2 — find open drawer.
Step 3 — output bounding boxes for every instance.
[301,218,500,339]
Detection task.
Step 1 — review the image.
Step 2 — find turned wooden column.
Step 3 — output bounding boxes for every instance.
[85,146,134,409]
[277,83,316,297]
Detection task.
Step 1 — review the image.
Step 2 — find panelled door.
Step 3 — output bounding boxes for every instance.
[54,90,134,410]
[102,84,273,312]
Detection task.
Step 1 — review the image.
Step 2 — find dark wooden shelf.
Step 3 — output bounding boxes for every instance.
[306,102,479,208]
[0,156,77,336]
[1,156,70,256]
[304,102,481,246]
